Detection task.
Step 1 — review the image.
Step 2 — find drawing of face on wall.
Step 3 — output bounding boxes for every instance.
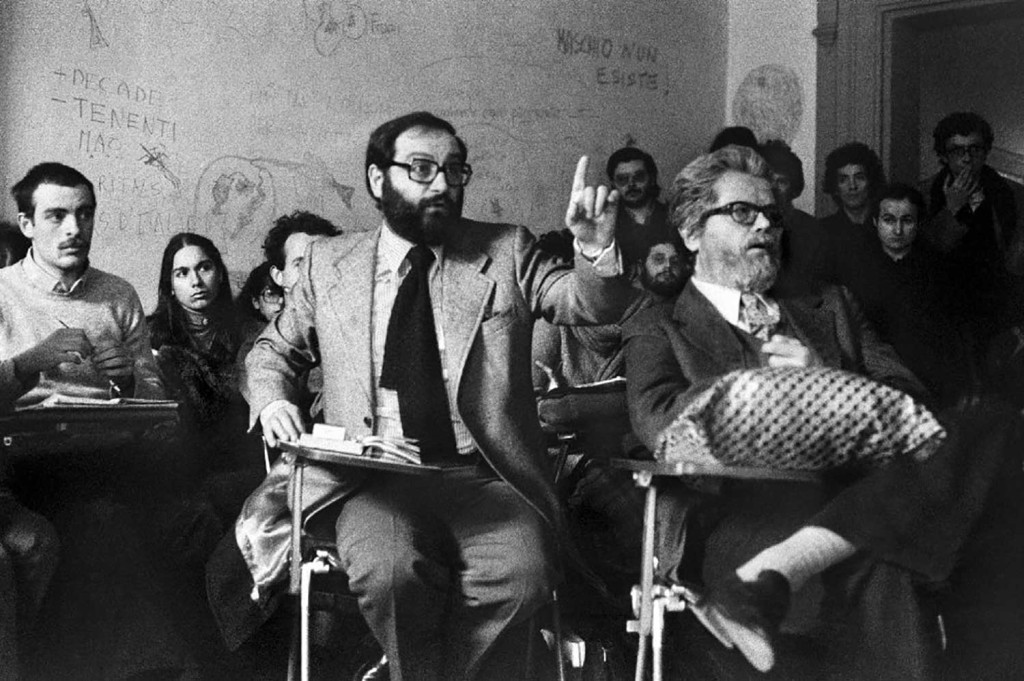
[193,156,276,243]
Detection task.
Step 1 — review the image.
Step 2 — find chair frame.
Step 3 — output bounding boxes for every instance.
[610,459,821,681]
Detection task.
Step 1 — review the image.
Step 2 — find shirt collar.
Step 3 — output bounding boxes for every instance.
[690,277,778,330]
[691,278,744,326]
[378,221,444,275]
[22,247,90,295]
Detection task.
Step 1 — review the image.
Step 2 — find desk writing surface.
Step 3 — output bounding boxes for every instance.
[0,402,180,435]
[0,0,726,311]
[280,442,442,475]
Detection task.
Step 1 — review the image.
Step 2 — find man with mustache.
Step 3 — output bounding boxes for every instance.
[243,111,634,681]
[0,163,185,679]
[1,163,163,405]
[624,145,1024,679]
[606,146,677,273]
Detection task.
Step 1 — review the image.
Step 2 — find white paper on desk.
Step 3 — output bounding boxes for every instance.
[21,394,178,409]
[296,433,364,454]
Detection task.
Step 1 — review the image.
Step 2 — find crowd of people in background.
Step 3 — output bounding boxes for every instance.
[0,107,1021,681]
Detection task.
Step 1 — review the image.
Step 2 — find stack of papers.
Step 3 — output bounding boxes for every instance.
[297,424,421,465]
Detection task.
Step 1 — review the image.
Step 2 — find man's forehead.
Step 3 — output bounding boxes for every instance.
[393,126,460,159]
[879,198,917,216]
[33,182,95,207]
[614,160,647,175]
[947,132,984,147]
[648,242,678,257]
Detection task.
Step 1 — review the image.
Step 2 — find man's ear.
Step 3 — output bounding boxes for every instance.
[681,228,700,254]
[17,213,34,239]
[270,266,284,287]
[367,165,384,201]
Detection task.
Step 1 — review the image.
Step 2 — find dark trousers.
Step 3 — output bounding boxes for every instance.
[335,462,556,681]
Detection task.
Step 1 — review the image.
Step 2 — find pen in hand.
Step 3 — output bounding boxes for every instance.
[55,318,123,398]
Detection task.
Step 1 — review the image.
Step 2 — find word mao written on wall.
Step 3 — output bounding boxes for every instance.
[554,27,669,96]
[48,65,187,236]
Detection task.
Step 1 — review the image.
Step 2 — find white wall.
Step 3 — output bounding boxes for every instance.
[726,0,818,213]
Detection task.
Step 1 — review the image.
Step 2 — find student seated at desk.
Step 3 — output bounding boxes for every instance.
[149,232,263,523]
[0,163,198,680]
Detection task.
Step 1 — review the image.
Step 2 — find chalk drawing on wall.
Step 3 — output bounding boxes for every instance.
[304,0,399,55]
[732,64,803,144]
[84,3,110,49]
[192,154,356,244]
[138,144,182,192]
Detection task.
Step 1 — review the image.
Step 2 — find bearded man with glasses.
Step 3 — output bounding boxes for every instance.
[233,111,635,681]
[623,144,1024,680]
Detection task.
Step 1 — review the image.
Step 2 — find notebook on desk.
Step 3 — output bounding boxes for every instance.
[281,426,443,475]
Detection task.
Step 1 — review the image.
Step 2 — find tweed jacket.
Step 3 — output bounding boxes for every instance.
[210,219,634,648]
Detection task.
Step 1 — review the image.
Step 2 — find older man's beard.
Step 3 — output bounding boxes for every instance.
[380,177,462,246]
[698,241,781,294]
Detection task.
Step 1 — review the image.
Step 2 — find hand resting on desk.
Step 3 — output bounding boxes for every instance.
[260,400,308,447]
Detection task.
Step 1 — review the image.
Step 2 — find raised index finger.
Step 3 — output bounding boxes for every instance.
[572,156,589,194]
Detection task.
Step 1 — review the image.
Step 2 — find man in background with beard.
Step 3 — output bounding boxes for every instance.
[606,146,678,273]
[244,111,634,681]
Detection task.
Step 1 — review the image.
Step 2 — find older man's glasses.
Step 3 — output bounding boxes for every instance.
[386,159,473,187]
[701,201,783,227]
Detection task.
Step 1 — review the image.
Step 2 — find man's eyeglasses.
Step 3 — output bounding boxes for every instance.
[260,289,284,304]
[944,144,986,159]
[386,159,473,187]
[701,201,783,227]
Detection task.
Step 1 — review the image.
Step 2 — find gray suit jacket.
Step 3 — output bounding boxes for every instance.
[247,219,634,525]
[208,220,634,648]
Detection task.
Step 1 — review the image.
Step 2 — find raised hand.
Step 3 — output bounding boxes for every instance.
[564,156,619,256]
[13,328,93,376]
[943,166,980,214]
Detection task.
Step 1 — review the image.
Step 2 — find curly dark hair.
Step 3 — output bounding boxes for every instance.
[262,211,341,270]
[822,142,885,199]
[932,111,994,156]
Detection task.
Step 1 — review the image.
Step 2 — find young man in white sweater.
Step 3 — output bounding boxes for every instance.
[0,164,200,680]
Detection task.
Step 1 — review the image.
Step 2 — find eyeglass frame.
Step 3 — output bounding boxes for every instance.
[943,143,987,159]
[259,288,284,304]
[384,159,473,187]
[700,201,784,227]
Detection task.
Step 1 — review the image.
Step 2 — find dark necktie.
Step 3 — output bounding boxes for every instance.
[379,245,458,463]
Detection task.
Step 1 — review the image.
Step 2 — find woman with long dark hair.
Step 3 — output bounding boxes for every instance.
[148,233,260,509]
